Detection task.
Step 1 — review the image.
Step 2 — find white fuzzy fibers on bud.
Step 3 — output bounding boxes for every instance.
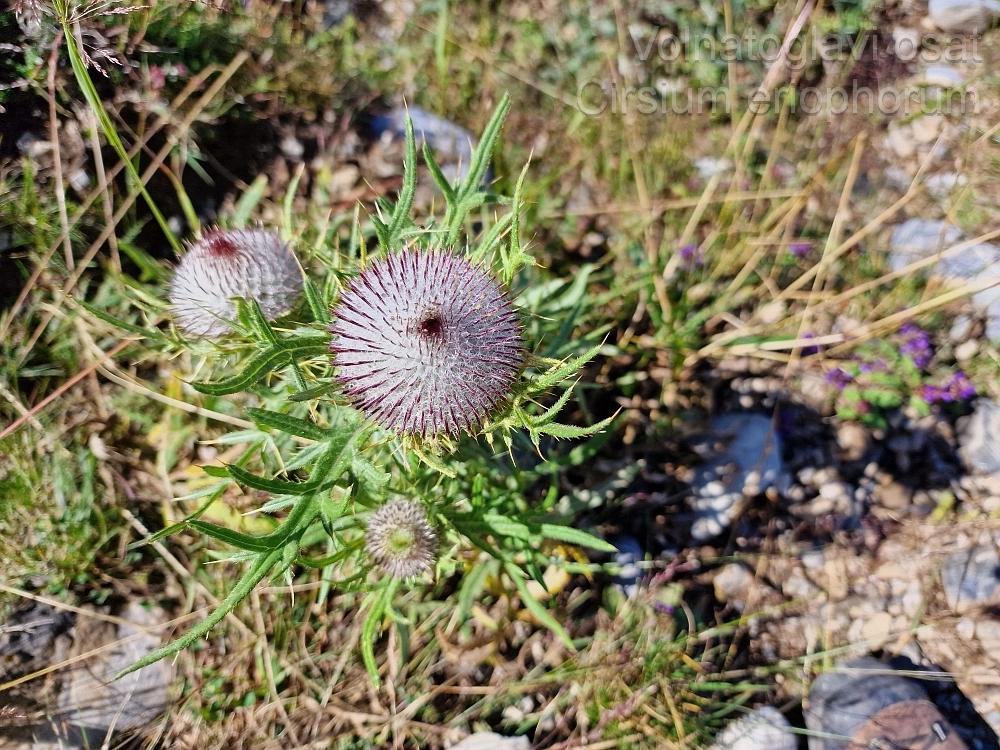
[169,228,302,337]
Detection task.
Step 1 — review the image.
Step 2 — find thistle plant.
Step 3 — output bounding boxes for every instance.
[87,95,618,684]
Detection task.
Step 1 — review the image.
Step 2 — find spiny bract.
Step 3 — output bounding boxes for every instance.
[169,228,303,337]
[365,500,437,578]
[330,249,524,437]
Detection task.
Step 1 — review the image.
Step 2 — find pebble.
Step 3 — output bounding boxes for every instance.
[921,65,966,88]
[928,0,1000,34]
[861,612,894,650]
[941,545,1000,613]
[837,422,871,462]
[714,564,757,611]
[694,157,733,180]
[873,481,913,510]
[958,400,1000,475]
[279,134,305,161]
[889,220,1000,338]
[889,219,962,272]
[957,617,977,640]
[782,568,821,599]
[950,314,973,342]
[709,707,796,750]
[902,580,923,617]
[610,535,644,598]
[449,733,530,750]
[955,339,978,360]
[370,106,481,184]
[977,619,1000,660]
[892,27,921,61]
[689,414,783,541]
[925,172,969,198]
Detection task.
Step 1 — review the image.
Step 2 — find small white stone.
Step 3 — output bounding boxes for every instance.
[957,617,977,640]
[921,65,966,88]
[862,612,894,650]
[956,339,978,361]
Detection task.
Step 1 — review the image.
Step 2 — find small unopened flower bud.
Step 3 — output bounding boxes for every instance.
[365,499,437,578]
[330,249,524,437]
[169,228,302,337]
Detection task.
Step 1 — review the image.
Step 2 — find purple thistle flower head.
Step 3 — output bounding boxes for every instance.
[169,228,302,337]
[330,249,525,438]
[365,499,437,578]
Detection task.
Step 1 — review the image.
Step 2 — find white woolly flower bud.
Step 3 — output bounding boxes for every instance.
[169,228,302,337]
[365,499,437,578]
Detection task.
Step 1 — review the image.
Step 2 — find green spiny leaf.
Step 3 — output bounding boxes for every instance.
[538,524,616,552]
[244,407,329,442]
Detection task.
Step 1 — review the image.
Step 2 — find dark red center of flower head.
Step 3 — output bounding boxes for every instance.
[418,313,443,338]
[202,231,240,258]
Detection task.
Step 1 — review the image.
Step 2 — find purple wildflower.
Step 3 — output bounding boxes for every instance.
[898,324,933,368]
[330,249,525,438]
[679,243,702,268]
[922,372,976,404]
[825,367,853,390]
[789,242,811,258]
[801,332,819,356]
[949,371,977,400]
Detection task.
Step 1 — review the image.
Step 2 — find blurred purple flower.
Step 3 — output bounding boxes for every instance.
[826,367,853,390]
[922,371,976,404]
[789,242,811,258]
[898,324,932,368]
[679,243,702,268]
[801,332,819,356]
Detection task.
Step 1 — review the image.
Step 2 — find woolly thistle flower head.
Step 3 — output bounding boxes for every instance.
[365,499,437,578]
[169,228,303,337]
[330,249,524,438]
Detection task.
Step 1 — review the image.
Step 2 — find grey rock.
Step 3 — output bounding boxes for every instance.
[925,171,968,198]
[713,564,757,612]
[50,602,170,748]
[941,545,1000,613]
[370,106,480,184]
[928,0,1000,34]
[694,157,733,180]
[689,414,783,541]
[450,732,530,750]
[710,707,796,750]
[950,314,974,341]
[921,65,966,88]
[958,400,1000,475]
[805,658,929,750]
[609,535,644,598]
[889,219,962,273]
[889,219,1000,338]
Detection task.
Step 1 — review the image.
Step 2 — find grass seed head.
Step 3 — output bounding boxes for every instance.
[330,249,524,438]
[169,228,302,337]
[365,499,437,578]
